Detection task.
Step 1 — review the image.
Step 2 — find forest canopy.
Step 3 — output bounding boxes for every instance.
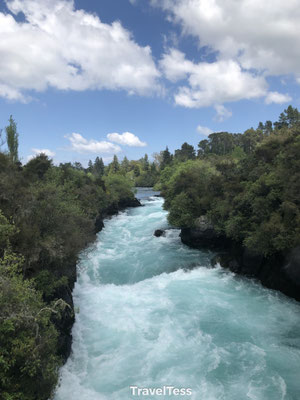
[156,106,300,257]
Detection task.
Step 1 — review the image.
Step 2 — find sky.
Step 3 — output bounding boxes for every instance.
[0,0,300,165]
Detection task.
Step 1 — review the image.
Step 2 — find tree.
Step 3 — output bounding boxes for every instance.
[25,154,53,179]
[174,142,196,162]
[109,155,120,174]
[87,160,93,172]
[94,157,105,177]
[197,139,210,156]
[274,105,300,130]
[160,146,173,169]
[73,162,84,171]
[207,132,235,156]
[141,154,150,171]
[5,115,19,163]
[121,156,130,173]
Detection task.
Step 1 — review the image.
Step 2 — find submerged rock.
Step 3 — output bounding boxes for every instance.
[154,229,165,237]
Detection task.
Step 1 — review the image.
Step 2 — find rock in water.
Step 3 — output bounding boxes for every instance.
[154,229,165,237]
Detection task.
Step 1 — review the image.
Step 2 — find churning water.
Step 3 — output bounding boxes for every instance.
[54,189,300,400]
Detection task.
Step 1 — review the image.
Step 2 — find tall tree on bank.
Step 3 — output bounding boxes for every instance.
[109,155,120,174]
[160,147,173,170]
[94,157,105,177]
[5,115,19,163]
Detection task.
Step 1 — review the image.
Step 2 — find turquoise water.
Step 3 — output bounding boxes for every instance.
[54,189,300,400]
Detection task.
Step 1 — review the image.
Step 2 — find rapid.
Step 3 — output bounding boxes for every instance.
[54,188,300,400]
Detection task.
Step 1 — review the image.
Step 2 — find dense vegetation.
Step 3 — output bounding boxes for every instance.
[1,106,299,398]
[0,119,138,399]
[156,105,300,257]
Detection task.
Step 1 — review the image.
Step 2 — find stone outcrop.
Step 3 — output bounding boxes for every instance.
[154,229,166,237]
[181,216,300,302]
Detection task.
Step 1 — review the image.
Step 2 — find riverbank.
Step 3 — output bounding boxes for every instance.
[180,225,300,302]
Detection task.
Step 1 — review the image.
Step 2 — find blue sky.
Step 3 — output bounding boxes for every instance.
[0,0,299,165]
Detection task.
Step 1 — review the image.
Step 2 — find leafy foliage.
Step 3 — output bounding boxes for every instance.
[158,106,300,256]
[5,115,19,163]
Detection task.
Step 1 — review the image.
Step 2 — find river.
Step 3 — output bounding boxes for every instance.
[54,188,300,400]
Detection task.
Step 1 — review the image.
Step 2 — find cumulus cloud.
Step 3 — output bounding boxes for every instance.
[160,48,291,111]
[162,49,267,108]
[27,148,55,161]
[66,133,121,153]
[107,132,147,147]
[265,91,292,105]
[154,0,300,77]
[0,0,160,101]
[196,125,212,136]
[154,1,297,110]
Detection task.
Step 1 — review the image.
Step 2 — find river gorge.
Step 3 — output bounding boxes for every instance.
[54,189,300,400]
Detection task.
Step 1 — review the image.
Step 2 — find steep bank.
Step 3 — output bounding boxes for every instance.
[180,224,300,302]
[54,196,142,363]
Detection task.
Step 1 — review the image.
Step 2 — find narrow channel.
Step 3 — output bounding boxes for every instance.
[55,188,300,400]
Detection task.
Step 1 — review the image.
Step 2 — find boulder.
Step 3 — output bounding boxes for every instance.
[154,229,165,237]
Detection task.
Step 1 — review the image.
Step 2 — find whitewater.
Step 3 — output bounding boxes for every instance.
[54,188,300,400]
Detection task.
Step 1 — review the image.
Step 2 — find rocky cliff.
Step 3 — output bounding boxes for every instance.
[180,216,300,302]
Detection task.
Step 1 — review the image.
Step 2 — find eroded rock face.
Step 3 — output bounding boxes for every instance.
[284,247,300,286]
[52,283,75,363]
[180,215,227,249]
[213,246,300,302]
[180,216,300,302]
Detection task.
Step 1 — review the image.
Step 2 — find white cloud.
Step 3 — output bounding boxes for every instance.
[162,50,267,108]
[265,91,292,105]
[154,0,300,77]
[154,1,297,110]
[214,105,232,122]
[66,133,121,154]
[0,0,160,101]
[107,132,147,147]
[196,125,212,136]
[160,48,292,111]
[160,48,195,82]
